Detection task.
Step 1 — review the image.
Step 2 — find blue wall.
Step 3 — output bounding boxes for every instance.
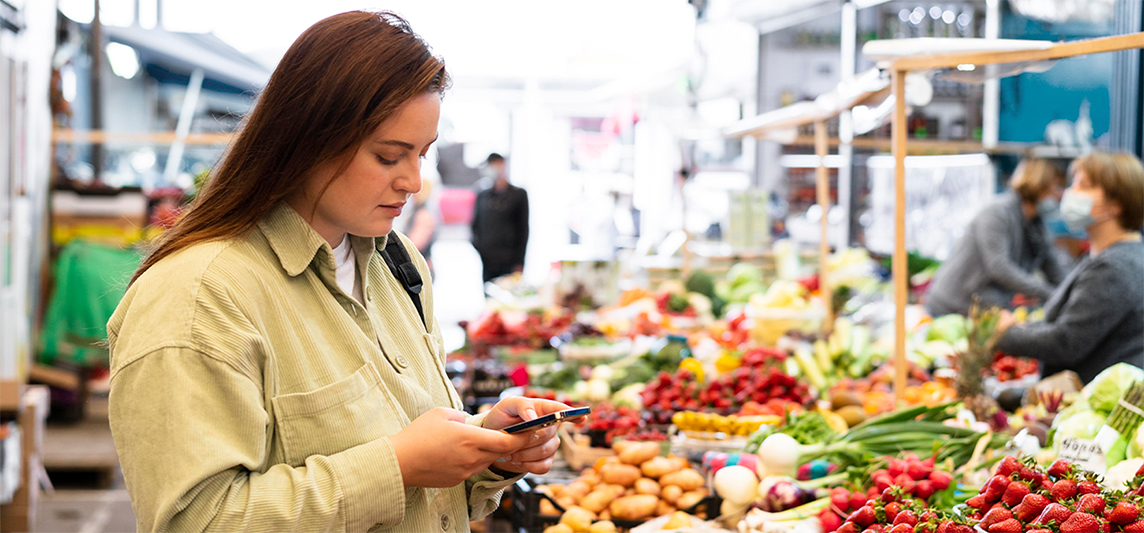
[999,10,1116,144]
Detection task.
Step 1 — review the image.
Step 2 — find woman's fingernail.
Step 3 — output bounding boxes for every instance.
[525,409,537,420]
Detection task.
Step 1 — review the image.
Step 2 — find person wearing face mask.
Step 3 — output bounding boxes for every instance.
[925,158,1068,317]
[995,152,1144,383]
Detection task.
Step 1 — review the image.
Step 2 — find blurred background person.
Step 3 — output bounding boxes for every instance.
[399,175,439,275]
[471,153,529,283]
[924,158,1067,316]
[996,153,1144,383]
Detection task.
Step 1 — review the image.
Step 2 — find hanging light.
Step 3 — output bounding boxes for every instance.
[106,42,140,79]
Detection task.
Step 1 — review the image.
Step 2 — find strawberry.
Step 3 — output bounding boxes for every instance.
[1079,481,1102,496]
[832,489,852,512]
[895,474,918,495]
[1102,522,1110,533]
[889,459,908,478]
[849,506,877,527]
[935,521,951,533]
[1048,460,1073,479]
[1027,529,1054,533]
[1077,494,1106,515]
[837,523,860,533]
[889,524,915,533]
[909,461,933,481]
[869,525,886,533]
[886,502,903,522]
[1035,503,1075,526]
[1107,502,1140,525]
[1125,521,1144,533]
[915,480,936,501]
[968,495,989,509]
[877,476,895,492]
[1059,512,1101,533]
[921,511,938,523]
[821,510,844,532]
[883,488,902,503]
[1019,494,1051,521]
[998,456,1023,478]
[1053,480,1079,501]
[1041,477,1055,492]
[895,511,920,527]
[851,492,870,511]
[989,519,1024,533]
[949,524,975,533]
[985,475,1013,502]
[930,470,953,491]
[981,508,1016,531]
[1019,466,1037,481]
[1004,482,1032,507]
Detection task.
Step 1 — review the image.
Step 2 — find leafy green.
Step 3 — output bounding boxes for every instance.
[1083,363,1144,414]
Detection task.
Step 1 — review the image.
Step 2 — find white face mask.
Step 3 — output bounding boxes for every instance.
[1037,196,1059,216]
[1059,190,1097,232]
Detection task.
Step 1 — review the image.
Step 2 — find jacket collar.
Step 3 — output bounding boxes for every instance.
[258,203,388,277]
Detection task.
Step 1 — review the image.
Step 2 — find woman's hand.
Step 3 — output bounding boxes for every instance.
[997,309,1017,334]
[390,407,532,488]
[481,397,571,476]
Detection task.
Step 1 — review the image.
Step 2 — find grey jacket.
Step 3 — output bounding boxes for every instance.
[925,192,1065,316]
[996,240,1144,383]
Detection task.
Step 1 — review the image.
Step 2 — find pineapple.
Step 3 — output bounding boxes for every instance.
[956,301,1003,422]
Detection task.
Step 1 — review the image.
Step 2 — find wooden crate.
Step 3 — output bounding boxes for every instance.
[557,426,614,472]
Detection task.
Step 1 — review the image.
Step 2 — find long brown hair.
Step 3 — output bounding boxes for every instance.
[131,11,448,284]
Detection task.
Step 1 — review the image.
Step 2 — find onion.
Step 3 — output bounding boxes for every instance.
[757,433,802,477]
[714,465,759,505]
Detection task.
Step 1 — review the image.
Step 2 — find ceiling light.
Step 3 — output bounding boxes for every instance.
[106,42,140,79]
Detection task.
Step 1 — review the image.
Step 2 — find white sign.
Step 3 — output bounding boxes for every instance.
[1058,437,1107,475]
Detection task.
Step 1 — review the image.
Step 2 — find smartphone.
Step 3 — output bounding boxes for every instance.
[502,407,591,434]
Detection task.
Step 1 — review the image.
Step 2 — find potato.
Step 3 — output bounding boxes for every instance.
[539,499,559,515]
[578,490,614,514]
[660,469,704,491]
[579,470,602,487]
[655,500,675,517]
[676,489,707,511]
[602,484,626,498]
[640,456,682,479]
[609,494,660,521]
[612,440,635,455]
[557,497,577,510]
[619,442,660,465]
[660,485,682,504]
[545,485,564,497]
[589,520,617,533]
[664,511,693,529]
[594,456,620,472]
[560,506,596,532]
[563,481,592,501]
[635,478,660,496]
[669,457,690,471]
[545,524,573,533]
[600,463,641,487]
[598,510,611,521]
[623,488,635,497]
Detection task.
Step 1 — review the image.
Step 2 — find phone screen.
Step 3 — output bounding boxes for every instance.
[502,407,591,434]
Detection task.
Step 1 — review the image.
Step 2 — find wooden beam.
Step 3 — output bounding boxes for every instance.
[891,69,908,405]
[29,364,81,391]
[52,129,234,146]
[892,32,1144,71]
[815,120,834,334]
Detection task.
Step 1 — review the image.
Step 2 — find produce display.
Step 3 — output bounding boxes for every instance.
[447,247,1144,533]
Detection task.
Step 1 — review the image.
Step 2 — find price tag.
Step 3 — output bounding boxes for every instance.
[1057,437,1107,474]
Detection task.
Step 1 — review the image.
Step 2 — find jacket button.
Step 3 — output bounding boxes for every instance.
[396,355,409,368]
[440,514,451,530]
[366,292,372,301]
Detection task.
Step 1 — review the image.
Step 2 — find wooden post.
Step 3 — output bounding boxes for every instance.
[891,70,908,404]
[815,120,834,334]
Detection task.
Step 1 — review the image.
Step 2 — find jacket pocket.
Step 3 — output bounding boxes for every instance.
[272,361,407,466]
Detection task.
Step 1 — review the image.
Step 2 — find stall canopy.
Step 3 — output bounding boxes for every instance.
[99,24,270,94]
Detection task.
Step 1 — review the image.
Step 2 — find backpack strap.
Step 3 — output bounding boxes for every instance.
[379,231,426,330]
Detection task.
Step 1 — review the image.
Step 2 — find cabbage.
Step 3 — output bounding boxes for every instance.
[1083,363,1144,414]
[1130,423,1144,460]
[1105,458,1144,490]
[1052,407,1107,450]
[926,314,967,344]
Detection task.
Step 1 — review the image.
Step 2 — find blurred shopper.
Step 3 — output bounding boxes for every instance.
[924,158,1067,316]
[471,153,529,282]
[107,12,567,533]
[996,153,1144,383]
[401,175,438,274]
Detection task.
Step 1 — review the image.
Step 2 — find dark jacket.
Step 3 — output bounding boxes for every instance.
[996,240,1144,383]
[471,183,529,273]
[925,192,1066,316]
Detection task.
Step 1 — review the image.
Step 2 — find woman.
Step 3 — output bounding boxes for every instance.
[401,176,438,273]
[996,153,1144,383]
[925,158,1067,316]
[108,12,566,532]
